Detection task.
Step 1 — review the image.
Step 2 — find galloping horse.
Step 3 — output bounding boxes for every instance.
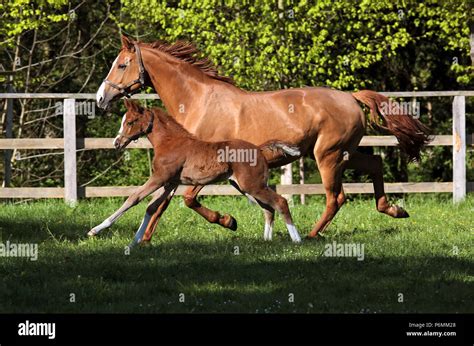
[95,35,430,243]
[88,100,302,245]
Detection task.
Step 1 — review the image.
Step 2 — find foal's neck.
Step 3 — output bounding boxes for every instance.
[146,108,194,148]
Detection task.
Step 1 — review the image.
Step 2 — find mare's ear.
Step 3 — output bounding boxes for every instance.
[121,35,135,51]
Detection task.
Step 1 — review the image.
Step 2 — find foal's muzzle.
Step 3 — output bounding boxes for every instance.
[113,136,129,151]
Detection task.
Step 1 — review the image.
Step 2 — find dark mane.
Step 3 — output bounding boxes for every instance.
[140,40,234,85]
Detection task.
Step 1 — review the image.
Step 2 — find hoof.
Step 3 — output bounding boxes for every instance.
[222,214,238,231]
[139,240,152,247]
[393,205,410,218]
[306,231,323,240]
[87,230,96,237]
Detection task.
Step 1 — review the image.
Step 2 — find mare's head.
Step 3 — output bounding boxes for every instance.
[113,100,153,150]
[97,35,147,110]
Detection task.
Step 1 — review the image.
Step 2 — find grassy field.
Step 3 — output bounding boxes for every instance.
[0,194,472,313]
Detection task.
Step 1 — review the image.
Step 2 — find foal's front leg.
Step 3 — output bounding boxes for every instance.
[129,184,177,247]
[87,177,162,237]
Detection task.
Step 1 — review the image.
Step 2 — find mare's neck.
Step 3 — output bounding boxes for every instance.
[141,47,238,118]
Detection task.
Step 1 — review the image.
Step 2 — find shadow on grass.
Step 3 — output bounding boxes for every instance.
[0,213,133,243]
[0,231,472,314]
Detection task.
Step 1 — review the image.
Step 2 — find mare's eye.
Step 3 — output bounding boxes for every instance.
[127,119,137,126]
[118,64,127,69]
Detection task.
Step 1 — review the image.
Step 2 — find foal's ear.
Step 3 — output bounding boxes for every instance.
[121,35,135,51]
[124,100,143,113]
[124,99,133,110]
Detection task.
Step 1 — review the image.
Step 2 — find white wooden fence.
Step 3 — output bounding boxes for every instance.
[0,91,472,203]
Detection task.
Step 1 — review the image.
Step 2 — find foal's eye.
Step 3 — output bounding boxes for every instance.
[127,120,137,126]
[118,64,127,69]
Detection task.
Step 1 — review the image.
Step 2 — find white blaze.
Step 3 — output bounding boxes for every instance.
[113,113,128,147]
[96,82,105,104]
[96,56,120,104]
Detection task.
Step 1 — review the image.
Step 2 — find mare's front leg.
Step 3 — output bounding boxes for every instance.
[87,177,162,237]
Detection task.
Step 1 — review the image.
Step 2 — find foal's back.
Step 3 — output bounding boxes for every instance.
[152,108,268,187]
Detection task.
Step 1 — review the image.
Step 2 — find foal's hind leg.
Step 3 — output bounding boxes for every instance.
[262,208,275,241]
[246,186,301,243]
[345,151,409,218]
[253,200,275,241]
[229,179,274,240]
[182,185,237,230]
[141,185,237,243]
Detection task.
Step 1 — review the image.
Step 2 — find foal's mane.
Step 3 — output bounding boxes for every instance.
[152,107,196,139]
[139,40,234,85]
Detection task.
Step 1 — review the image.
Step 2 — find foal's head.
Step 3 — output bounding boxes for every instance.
[113,100,153,150]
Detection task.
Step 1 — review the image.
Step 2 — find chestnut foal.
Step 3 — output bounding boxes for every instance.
[88,100,302,246]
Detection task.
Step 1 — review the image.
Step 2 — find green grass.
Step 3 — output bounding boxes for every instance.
[0,194,472,313]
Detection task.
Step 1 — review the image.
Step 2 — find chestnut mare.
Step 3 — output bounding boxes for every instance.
[88,100,302,245]
[95,35,430,242]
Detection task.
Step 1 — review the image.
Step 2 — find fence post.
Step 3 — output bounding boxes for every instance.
[2,84,14,187]
[452,96,466,203]
[299,157,305,205]
[63,98,77,205]
[281,163,293,204]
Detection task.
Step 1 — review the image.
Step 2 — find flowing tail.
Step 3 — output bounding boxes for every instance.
[259,141,301,162]
[352,90,432,161]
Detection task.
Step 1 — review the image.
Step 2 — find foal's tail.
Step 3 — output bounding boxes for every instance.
[259,141,301,162]
[352,90,432,161]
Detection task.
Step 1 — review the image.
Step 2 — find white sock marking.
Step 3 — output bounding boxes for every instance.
[88,218,112,236]
[130,213,152,246]
[286,223,301,243]
[264,222,273,241]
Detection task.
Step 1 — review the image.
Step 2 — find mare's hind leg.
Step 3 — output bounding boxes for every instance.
[308,150,346,238]
[182,185,237,230]
[345,151,409,218]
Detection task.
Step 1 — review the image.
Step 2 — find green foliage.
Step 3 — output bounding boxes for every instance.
[119,0,473,90]
[0,0,68,41]
[0,0,472,188]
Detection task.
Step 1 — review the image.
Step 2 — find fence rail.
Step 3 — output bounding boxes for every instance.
[1,135,472,150]
[0,92,472,202]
